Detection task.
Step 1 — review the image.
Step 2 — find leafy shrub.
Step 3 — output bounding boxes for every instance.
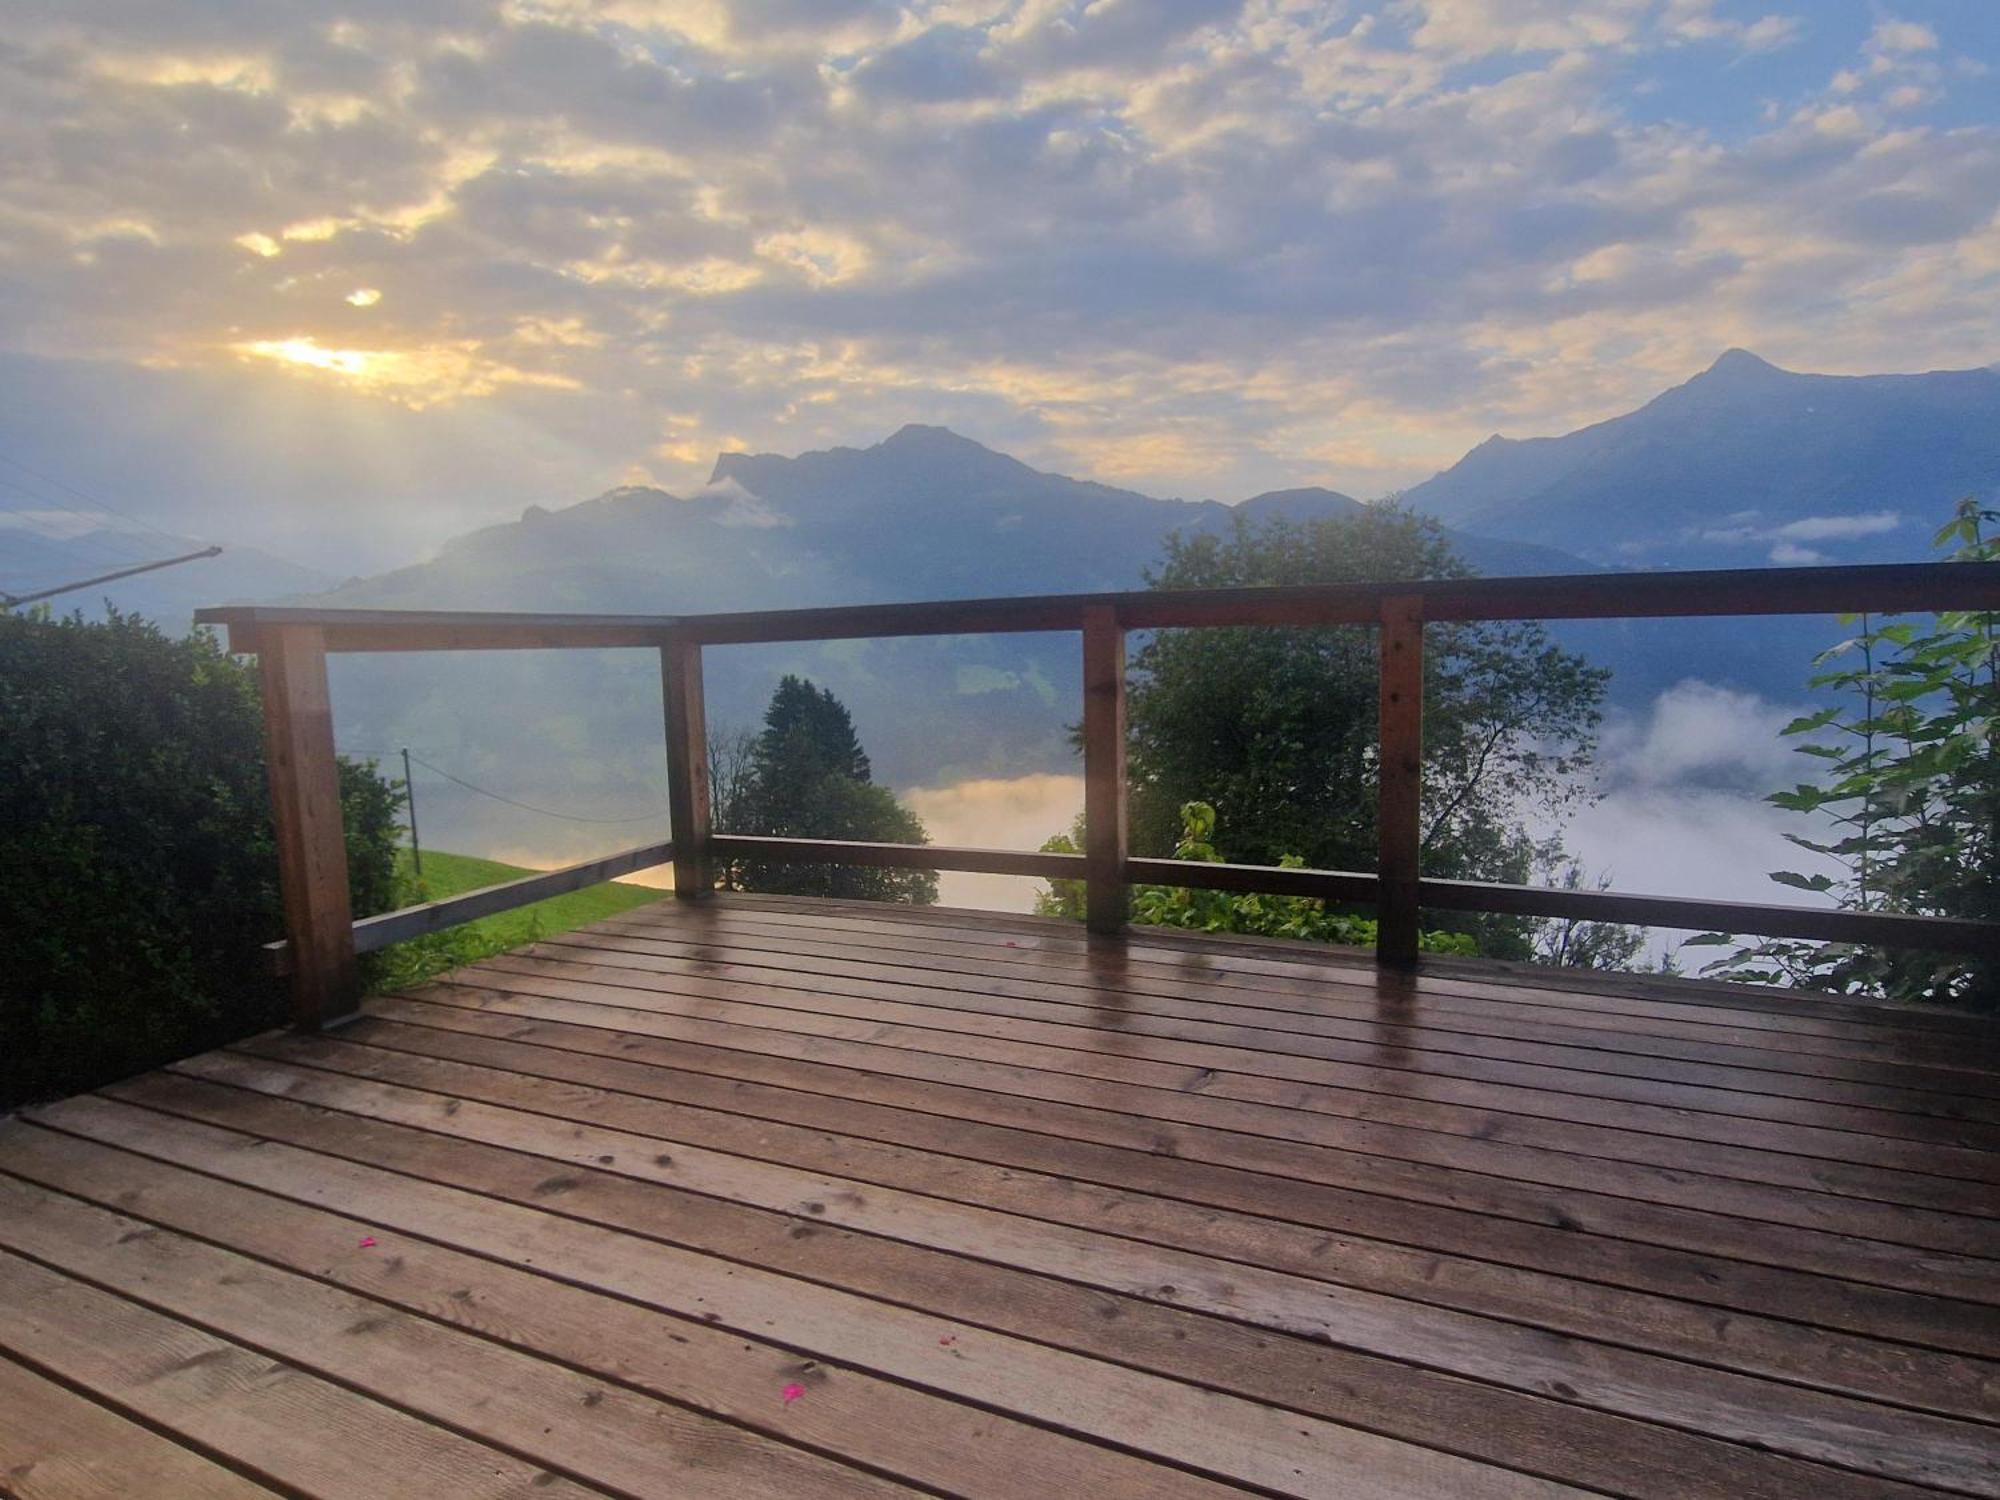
[1689,499,1999,1005]
[0,610,404,1106]
[1037,801,1479,955]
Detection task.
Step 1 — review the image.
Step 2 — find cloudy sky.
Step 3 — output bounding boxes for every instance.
[2,0,1996,570]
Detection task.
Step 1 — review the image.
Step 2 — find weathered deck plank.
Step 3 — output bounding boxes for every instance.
[3,893,1995,1499]
[0,1354,282,1500]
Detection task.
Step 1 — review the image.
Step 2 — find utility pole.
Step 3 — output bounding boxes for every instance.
[401,747,423,878]
[0,545,223,609]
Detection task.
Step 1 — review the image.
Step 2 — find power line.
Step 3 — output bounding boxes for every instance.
[0,492,169,577]
[402,751,668,825]
[0,490,160,568]
[0,478,163,557]
[0,448,188,547]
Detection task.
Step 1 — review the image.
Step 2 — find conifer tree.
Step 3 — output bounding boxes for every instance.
[721,675,937,904]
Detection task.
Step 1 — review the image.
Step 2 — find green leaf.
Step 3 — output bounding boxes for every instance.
[1778,707,1841,736]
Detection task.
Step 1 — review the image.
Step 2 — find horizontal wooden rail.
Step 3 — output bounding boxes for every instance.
[712,834,1082,881]
[266,838,674,978]
[1416,877,2000,957]
[208,554,2000,1024]
[195,559,2000,651]
[710,843,2000,959]
[195,607,681,655]
[1125,857,1381,904]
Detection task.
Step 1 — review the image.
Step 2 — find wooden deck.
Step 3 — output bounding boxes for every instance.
[2,895,1997,1499]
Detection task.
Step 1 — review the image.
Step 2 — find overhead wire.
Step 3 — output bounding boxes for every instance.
[401,750,669,825]
[0,452,216,601]
[0,448,189,547]
[0,494,159,567]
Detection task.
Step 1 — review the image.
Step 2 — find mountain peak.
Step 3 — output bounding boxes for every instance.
[1701,348,1786,381]
[1238,486,1367,521]
[878,423,989,454]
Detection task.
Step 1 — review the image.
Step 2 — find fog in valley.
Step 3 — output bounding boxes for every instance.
[375,669,1845,974]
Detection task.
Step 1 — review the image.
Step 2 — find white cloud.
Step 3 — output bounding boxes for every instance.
[1772,510,1900,541]
[1695,512,1902,557]
[1867,19,1939,58]
[700,476,794,528]
[1597,678,1804,791]
[1551,678,1847,962]
[1398,0,1652,59]
[1658,1,1800,55]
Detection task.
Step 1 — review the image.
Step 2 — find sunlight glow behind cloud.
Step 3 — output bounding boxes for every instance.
[232,337,583,407]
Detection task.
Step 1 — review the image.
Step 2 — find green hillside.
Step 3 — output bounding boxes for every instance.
[369,849,663,990]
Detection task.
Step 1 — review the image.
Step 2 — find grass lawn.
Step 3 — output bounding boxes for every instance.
[367,849,665,990]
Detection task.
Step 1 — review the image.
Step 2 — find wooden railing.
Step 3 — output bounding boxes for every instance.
[198,559,2000,1028]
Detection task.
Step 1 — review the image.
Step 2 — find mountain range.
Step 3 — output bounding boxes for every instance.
[313,422,1591,625]
[15,350,1994,861]
[1407,349,2000,568]
[293,348,2000,632]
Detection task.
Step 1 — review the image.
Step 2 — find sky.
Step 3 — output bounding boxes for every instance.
[1,0,1997,572]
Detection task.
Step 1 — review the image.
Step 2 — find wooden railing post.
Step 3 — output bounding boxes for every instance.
[1082,604,1129,935]
[1377,596,1425,967]
[661,626,712,899]
[257,624,359,1027]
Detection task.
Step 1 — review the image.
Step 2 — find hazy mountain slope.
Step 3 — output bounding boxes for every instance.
[1406,350,2000,567]
[311,426,1590,625]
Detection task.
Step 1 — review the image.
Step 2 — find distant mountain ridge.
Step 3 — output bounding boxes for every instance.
[317,421,1593,623]
[1404,350,2000,567]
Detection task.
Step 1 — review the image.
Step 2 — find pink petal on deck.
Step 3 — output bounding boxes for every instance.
[357,1236,377,1248]
[781,1383,806,1405]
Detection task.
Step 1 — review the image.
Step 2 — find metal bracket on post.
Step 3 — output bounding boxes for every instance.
[258,624,360,1028]
[661,626,712,900]
[1377,595,1425,967]
[1082,604,1129,936]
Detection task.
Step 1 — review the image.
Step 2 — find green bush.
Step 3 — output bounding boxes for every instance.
[1037,801,1479,955]
[0,610,404,1106]
[1689,498,1999,1004]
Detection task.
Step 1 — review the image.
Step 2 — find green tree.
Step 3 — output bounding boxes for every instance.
[1689,499,1998,1005]
[1124,508,1608,957]
[0,609,405,1105]
[721,674,938,904]
[1530,852,1647,971]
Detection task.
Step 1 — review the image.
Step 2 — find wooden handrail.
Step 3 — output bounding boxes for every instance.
[197,559,2000,649]
[206,556,2000,1026]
